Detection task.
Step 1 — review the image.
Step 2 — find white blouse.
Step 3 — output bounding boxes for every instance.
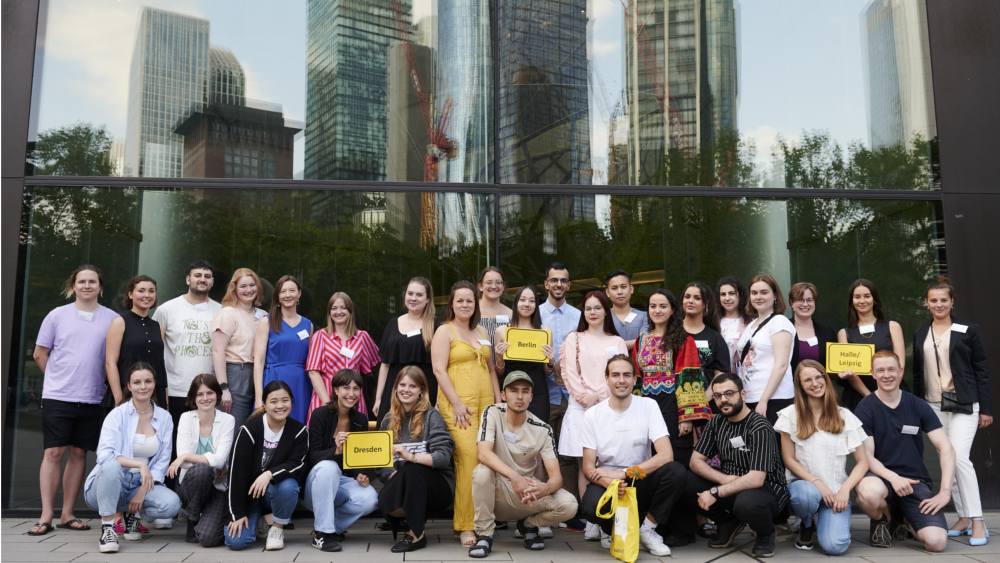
[774,405,868,492]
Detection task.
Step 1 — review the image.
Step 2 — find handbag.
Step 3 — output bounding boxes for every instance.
[738,313,776,368]
[596,479,639,563]
[932,332,973,414]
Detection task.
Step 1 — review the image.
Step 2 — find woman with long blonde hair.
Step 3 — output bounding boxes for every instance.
[774,360,871,554]
[377,366,456,553]
[210,268,265,436]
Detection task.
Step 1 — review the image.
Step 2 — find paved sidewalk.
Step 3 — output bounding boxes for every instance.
[3,513,999,563]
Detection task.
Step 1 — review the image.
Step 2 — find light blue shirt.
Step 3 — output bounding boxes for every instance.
[84,400,174,492]
[612,309,649,343]
[540,299,581,405]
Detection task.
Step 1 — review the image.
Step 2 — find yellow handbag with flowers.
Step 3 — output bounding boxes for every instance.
[596,467,646,563]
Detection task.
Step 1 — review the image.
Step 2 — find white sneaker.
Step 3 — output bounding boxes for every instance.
[584,521,603,541]
[265,526,285,551]
[601,532,612,549]
[152,518,173,529]
[639,525,671,556]
[99,524,120,553]
[538,526,554,539]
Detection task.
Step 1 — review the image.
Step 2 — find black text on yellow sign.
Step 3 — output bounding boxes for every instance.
[342,431,394,469]
[826,343,876,375]
[503,327,552,363]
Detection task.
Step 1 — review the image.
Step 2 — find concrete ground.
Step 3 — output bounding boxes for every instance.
[3,513,1000,563]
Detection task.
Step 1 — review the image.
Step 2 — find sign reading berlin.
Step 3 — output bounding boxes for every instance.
[826,342,876,375]
[503,327,552,363]
[342,431,394,469]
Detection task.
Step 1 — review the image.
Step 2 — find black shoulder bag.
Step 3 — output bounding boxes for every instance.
[932,332,973,414]
[738,313,776,368]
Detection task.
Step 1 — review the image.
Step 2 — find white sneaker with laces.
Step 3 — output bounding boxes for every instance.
[99,524,120,553]
[639,525,671,556]
[601,532,612,549]
[538,526,554,539]
[584,522,603,541]
[152,518,173,529]
[265,526,285,551]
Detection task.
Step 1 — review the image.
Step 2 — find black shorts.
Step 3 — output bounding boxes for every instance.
[42,399,104,451]
[866,472,947,532]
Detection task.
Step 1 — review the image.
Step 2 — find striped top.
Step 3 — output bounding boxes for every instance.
[304,329,380,423]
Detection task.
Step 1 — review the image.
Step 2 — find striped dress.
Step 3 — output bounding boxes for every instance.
[304,329,380,424]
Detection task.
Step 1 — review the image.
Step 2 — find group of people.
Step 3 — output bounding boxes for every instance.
[28,260,992,558]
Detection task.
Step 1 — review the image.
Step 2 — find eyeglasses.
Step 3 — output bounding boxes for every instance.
[584,306,603,313]
[794,299,816,305]
[482,281,504,287]
[711,390,739,400]
[547,278,570,285]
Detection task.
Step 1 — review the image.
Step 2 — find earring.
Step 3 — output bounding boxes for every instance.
[418,393,423,400]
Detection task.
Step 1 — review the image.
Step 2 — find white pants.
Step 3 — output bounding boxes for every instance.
[930,401,982,518]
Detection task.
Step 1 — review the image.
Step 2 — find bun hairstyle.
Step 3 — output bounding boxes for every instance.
[122,275,159,310]
[61,264,104,299]
[926,275,954,299]
[118,361,158,406]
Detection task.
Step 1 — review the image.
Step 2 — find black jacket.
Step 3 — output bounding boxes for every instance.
[790,319,837,372]
[913,319,993,416]
[227,415,309,521]
[307,406,370,476]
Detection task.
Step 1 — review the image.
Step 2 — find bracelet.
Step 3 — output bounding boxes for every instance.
[811,477,821,485]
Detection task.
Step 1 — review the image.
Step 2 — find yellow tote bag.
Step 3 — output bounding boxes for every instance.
[595,479,640,563]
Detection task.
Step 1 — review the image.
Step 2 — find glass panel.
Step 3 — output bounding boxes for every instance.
[26,0,492,182]
[10,185,493,510]
[500,0,939,188]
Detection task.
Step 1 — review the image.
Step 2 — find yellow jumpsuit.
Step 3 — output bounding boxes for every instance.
[437,325,496,531]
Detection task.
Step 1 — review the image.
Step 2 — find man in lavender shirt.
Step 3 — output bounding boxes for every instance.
[27,266,117,536]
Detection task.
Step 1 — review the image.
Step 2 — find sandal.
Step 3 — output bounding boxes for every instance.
[697,522,717,539]
[27,522,53,536]
[56,519,91,531]
[460,531,478,547]
[468,535,493,558]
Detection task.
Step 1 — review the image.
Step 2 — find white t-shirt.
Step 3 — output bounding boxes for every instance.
[773,406,868,492]
[152,296,222,397]
[736,314,796,403]
[580,396,669,471]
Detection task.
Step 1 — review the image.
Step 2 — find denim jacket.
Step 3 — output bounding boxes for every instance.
[84,400,174,492]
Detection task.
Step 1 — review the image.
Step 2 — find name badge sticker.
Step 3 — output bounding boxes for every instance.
[133,434,146,445]
[406,329,422,337]
[606,346,619,357]
[729,436,746,449]
[806,337,819,346]
[194,302,208,312]
[340,346,355,358]
[297,330,309,340]
[502,431,520,443]
[496,315,510,325]
[901,425,920,435]
[477,339,492,347]
[952,324,969,334]
[624,312,637,324]
[859,324,875,335]
[254,309,265,321]
[77,311,94,322]
[695,340,709,349]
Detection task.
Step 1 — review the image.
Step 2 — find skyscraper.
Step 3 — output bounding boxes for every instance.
[861,0,936,149]
[624,0,739,183]
[124,7,211,178]
[304,0,407,181]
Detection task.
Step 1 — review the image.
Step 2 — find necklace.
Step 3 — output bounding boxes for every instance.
[133,400,153,414]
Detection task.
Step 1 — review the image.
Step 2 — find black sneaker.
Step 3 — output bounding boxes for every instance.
[122,513,142,541]
[332,531,346,542]
[710,519,745,548]
[889,517,913,541]
[662,531,696,547]
[99,523,120,553]
[185,518,198,543]
[752,530,776,558]
[312,531,343,552]
[870,517,891,548]
[795,522,815,550]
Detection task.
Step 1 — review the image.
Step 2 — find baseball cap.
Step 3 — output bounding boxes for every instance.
[502,370,534,390]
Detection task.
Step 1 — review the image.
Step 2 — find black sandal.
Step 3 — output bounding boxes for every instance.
[56,519,91,531]
[27,522,53,536]
[516,519,545,550]
[468,535,493,558]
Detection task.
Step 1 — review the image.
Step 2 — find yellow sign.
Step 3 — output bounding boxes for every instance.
[342,431,394,469]
[826,343,876,375]
[503,328,552,363]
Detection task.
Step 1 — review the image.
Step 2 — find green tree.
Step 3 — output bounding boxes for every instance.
[31,122,115,176]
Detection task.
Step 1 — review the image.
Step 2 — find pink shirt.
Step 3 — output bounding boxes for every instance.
[305,329,380,422]
[560,331,628,403]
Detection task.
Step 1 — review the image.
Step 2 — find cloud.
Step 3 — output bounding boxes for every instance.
[741,124,800,157]
[588,0,617,22]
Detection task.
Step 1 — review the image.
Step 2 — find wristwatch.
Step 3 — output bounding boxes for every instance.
[710,487,720,499]
[220,382,229,390]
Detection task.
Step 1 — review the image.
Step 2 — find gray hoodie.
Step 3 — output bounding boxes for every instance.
[377,407,456,491]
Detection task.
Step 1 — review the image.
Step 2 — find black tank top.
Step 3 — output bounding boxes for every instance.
[840,319,908,410]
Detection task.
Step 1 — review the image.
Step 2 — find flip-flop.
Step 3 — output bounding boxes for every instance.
[56,519,91,531]
[27,522,53,536]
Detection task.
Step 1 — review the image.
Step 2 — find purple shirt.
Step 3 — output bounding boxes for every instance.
[797,339,821,364]
[36,303,117,403]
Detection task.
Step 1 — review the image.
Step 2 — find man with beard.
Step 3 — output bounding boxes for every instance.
[579,355,685,557]
[152,261,222,435]
[677,372,789,558]
[468,372,578,557]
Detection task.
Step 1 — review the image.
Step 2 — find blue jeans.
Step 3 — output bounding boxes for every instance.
[789,480,852,555]
[304,460,379,533]
[224,478,300,551]
[83,460,181,520]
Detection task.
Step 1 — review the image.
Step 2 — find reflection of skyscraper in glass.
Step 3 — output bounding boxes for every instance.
[498,0,591,186]
[305,0,406,181]
[624,0,738,182]
[861,0,936,148]
[124,7,211,178]
[209,47,246,106]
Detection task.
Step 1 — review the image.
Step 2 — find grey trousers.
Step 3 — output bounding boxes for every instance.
[227,362,255,438]
[178,463,227,548]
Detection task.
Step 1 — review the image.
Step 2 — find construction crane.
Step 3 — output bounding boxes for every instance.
[390,0,455,248]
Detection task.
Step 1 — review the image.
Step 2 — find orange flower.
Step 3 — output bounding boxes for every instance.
[625,466,646,481]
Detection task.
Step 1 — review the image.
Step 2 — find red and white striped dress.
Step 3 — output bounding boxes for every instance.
[304,329,380,424]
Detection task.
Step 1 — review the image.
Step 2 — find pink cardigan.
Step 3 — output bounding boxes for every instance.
[560,331,628,403]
